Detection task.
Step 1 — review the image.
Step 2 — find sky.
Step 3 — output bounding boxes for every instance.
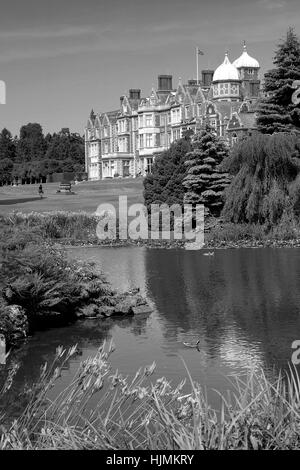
[0,0,299,136]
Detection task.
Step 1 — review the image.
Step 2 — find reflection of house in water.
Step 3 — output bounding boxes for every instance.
[144,249,300,372]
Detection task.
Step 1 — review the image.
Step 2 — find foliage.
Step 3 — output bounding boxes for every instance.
[0,217,111,326]
[44,131,85,174]
[0,129,16,185]
[220,132,300,225]
[257,27,300,134]
[0,344,300,450]
[0,124,85,184]
[182,125,230,216]
[143,136,192,207]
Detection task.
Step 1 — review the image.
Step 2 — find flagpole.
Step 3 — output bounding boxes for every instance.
[196,47,199,85]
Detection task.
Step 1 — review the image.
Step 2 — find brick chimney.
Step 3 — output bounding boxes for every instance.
[158,75,173,92]
[201,70,214,87]
[129,89,141,100]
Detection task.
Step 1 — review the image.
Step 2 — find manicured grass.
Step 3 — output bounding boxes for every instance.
[0,178,144,214]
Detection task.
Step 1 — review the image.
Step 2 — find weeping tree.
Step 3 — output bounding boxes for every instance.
[257,27,300,134]
[221,132,300,225]
[182,125,231,216]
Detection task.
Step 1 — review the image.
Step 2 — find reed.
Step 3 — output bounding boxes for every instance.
[0,343,299,450]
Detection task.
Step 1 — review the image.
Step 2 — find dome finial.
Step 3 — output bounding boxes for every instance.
[243,40,247,52]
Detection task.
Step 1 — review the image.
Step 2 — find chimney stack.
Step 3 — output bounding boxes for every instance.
[201,70,214,88]
[158,75,173,92]
[129,89,141,100]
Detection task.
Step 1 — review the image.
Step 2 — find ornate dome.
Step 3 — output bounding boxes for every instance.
[213,53,239,82]
[233,44,260,69]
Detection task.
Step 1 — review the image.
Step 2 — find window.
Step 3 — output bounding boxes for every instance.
[248,69,254,75]
[139,115,143,127]
[210,119,216,128]
[104,142,109,154]
[185,106,189,119]
[232,133,238,145]
[118,137,127,152]
[146,158,153,173]
[172,129,180,142]
[172,108,180,123]
[145,134,152,147]
[139,134,144,149]
[104,127,108,137]
[160,115,165,126]
[231,84,238,95]
[145,114,152,127]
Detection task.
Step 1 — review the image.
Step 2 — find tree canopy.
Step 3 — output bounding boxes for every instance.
[220,132,300,225]
[0,124,85,184]
[257,27,300,134]
[182,125,230,216]
[143,135,192,207]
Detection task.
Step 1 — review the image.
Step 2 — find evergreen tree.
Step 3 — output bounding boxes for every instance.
[0,129,16,185]
[143,135,192,207]
[257,27,300,134]
[182,125,230,216]
[16,123,46,164]
[221,132,300,225]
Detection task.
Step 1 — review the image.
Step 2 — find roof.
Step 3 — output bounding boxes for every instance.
[213,53,239,82]
[233,44,260,69]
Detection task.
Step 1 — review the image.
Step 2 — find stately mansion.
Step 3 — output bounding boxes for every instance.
[85,44,261,180]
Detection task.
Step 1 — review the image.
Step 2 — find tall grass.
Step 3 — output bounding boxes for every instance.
[0,211,100,244]
[0,343,299,450]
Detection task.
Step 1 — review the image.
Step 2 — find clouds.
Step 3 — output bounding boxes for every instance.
[0,0,298,64]
[258,0,287,9]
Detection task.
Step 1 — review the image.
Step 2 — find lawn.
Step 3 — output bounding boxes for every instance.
[0,178,144,214]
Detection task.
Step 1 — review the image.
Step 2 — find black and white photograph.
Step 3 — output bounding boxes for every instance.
[0,0,300,455]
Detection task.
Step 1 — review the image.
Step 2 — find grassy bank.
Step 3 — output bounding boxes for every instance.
[0,343,300,450]
[3,211,300,249]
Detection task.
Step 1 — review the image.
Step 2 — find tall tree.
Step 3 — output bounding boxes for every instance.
[143,135,192,207]
[45,131,85,174]
[257,27,300,134]
[16,123,46,163]
[0,128,16,184]
[182,125,230,216]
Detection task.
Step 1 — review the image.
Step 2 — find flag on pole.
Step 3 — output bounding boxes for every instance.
[197,48,204,55]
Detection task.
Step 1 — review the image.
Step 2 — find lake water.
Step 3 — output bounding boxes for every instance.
[2,246,300,414]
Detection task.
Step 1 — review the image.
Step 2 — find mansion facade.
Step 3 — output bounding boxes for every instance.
[85,44,261,180]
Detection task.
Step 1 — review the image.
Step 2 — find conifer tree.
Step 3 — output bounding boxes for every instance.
[0,129,16,185]
[143,135,192,207]
[182,125,230,216]
[257,27,300,134]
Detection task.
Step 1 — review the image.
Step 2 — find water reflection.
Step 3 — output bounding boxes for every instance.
[2,246,300,415]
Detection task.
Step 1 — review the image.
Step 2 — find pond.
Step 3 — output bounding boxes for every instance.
[2,246,300,415]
